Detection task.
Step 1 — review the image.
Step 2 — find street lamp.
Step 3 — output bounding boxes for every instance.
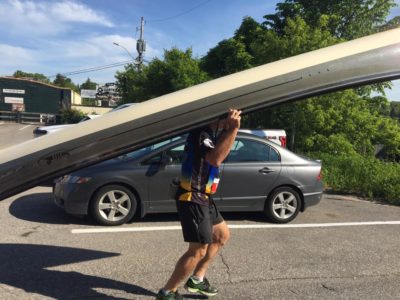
[113,42,137,62]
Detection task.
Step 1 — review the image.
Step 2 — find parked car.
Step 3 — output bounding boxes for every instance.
[33,114,101,137]
[53,132,323,225]
[239,129,287,147]
[33,103,136,137]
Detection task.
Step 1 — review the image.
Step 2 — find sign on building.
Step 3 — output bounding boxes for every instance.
[81,89,97,99]
[5,97,24,104]
[3,89,25,94]
[95,83,121,105]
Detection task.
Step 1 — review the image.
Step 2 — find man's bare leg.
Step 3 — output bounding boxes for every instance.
[192,221,230,279]
[163,242,208,292]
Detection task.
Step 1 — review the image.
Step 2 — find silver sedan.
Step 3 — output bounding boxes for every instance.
[53,133,323,225]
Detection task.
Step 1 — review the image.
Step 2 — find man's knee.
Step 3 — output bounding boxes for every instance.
[187,243,208,259]
[213,222,230,246]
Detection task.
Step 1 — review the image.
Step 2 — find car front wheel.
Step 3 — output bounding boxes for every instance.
[90,185,137,226]
[264,187,301,223]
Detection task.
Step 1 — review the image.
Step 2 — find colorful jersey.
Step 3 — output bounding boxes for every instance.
[178,126,220,205]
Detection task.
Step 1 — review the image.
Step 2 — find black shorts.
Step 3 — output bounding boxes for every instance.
[176,200,224,244]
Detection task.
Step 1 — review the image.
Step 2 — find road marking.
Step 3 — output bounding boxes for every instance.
[19,125,31,130]
[71,221,400,234]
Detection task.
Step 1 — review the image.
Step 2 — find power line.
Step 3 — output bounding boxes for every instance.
[147,0,212,23]
[47,60,135,78]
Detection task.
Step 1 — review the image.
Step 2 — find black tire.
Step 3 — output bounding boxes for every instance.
[264,187,301,223]
[90,185,137,226]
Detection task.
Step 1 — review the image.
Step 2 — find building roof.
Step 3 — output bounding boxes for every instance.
[0,76,72,91]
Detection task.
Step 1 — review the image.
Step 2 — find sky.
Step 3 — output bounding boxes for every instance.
[1,0,400,100]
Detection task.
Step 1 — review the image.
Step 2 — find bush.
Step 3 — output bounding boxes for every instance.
[308,152,400,205]
[60,108,86,124]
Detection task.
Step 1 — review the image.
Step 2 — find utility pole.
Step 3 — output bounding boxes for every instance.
[136,16,146,71]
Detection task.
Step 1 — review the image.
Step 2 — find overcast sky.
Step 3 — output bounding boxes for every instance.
[0,0,399,100]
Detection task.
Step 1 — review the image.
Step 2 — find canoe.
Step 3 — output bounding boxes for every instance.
[1,28,400,201]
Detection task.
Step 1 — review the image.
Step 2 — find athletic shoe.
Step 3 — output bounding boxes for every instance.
[155,289,184,300]
[184,277,218,297]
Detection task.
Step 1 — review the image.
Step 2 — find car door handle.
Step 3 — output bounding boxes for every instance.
[259,167,274,174]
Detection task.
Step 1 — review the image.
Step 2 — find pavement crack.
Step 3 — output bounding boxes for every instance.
[20,225,42,237]
[219,251,233,284]
[321,283,337,292]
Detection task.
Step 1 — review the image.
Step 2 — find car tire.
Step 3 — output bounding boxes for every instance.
[264,187,301,223]
[90,185,137,226]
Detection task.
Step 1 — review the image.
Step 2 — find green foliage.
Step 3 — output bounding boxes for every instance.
[60,108,85,124]
[81,98,97,106]
[390,101,400,119]
[312,153,400,204]
[263,0,396,39]
[79,78,97,90]
[53,74,79,92]
[13,70,50,84]
[116,48,209,102]
[201,38,253,78]
[251,15,340,65]
[243,91,400,157]
[234,17,265,56]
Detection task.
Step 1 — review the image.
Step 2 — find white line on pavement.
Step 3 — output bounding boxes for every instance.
[71,221,400,234]
[19,125,31,130]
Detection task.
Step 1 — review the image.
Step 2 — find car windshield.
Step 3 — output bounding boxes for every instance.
[120,135,185,160]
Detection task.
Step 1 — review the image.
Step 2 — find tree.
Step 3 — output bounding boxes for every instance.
[116,48,209,103]
[201,38,253,78]
[243,90,400,157]
[390,101,400,120]
[234,16,264,56]
[79,78,97,90]
[53,74,79,92]
[13,70,50,84]
[263,0,396,39]
[251,15,340,66]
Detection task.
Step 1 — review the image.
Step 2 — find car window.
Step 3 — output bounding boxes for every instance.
[226,138,280,162]
[142,143,186,165]
[123,137,184,161]
[165,144,186,164]
[269,146,280,162]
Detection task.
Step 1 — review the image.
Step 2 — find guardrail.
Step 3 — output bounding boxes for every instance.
[0,111,60,124]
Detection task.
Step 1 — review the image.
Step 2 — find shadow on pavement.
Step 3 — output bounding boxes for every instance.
[0,244,155,299]
[9,192,269,226]
[8,192,96,225]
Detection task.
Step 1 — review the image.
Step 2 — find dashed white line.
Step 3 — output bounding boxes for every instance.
[71,221,400,234]
[19,125,31,130]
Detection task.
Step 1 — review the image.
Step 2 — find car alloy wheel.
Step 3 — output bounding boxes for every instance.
[265,187,300,223]
[90,185,137,226]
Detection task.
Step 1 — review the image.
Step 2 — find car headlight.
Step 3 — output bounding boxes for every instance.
[60,175,91,184]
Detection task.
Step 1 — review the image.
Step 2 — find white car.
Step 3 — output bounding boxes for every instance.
[239,129,287,147]
[33,103,136,137]
[33,114,101,137]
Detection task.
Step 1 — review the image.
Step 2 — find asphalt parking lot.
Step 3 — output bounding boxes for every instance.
[0,122,35,150]
[1,123,400,299]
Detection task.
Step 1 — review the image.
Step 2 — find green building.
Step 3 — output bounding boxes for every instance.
[0,77,76,114]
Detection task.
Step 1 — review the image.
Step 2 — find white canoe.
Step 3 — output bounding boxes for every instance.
[1,28,400,200]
